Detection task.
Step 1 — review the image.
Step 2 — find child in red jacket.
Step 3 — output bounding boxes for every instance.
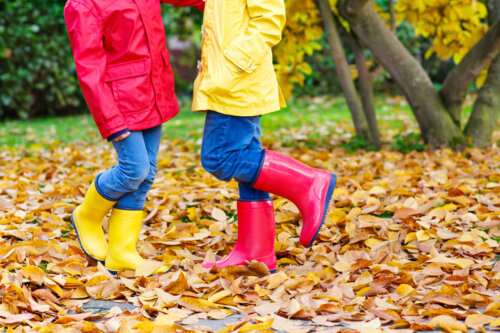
[65,0,204,274]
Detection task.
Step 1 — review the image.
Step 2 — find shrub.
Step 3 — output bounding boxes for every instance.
[0,0,84,120]
[0,2,203,120]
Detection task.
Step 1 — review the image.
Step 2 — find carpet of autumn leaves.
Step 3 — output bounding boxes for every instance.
[0,122,500,333]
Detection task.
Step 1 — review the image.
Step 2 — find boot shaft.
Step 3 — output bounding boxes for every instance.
[236,200,276,257]
[107,209,143,253]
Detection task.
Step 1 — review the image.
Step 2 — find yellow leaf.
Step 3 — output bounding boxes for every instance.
[238,319,274,332]
[180,297,219,312]
[464,314,495,327]
[395,284,414,297]
[155,313,183,326]
[208,290,232,303]
[475,67,488,89]
[454,258,474,269]
[405,232,416,243]
[346,222,357,238]
[187,207,198,221]
[163,271,189,294]
[365,238,382,248]
[484,302,500,317]
[85,275,109,287]
[327,208,346,224]
[442,203,457,211]
[135,260,168,277]
[21,265,45,284]
[429,315,467,332]
[369,186,387,195]
[353,271,373,290]
[416,230,431,242]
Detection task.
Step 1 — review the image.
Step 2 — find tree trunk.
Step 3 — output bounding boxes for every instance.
[345,32,381,148]
[464,0,500,147]
[317,0,373,144]
[339,0,465,149]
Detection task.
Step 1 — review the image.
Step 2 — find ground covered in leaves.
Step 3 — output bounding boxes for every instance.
[0,121,499,332]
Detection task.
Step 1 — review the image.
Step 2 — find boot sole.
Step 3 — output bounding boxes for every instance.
[70,212,106,263]
[306,173,337,248]
[106,266,170,276]
[205,264,277,274]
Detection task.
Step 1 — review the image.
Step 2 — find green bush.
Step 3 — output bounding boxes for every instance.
[0,0,84,120]
[0,2,203,120]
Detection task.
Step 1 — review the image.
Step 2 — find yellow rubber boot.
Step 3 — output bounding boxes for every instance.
[71,181,116,262]
[105,209,169,275]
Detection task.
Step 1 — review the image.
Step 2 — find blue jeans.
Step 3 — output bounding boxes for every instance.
[201,111,270,201]
[95,125,162,210]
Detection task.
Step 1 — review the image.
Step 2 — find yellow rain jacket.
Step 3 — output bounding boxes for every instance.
[192,0,287,116]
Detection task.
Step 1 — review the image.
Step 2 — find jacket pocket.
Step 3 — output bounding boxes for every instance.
[105,59,153,112]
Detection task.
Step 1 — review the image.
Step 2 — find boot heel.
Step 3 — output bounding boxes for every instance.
[306,173,337,248]
[71,210,105,263]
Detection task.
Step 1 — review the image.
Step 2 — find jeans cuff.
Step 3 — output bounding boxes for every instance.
[113,204,143,211]
[250,149,266,187]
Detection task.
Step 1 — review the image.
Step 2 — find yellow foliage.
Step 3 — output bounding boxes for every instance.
[395,0,488,63]
[273,0,324,99]
[273,1,388,98]
[274,0,490,98]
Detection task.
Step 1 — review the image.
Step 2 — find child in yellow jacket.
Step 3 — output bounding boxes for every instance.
[193,0,337,273]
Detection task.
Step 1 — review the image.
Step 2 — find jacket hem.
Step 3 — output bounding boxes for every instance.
[127,105,179,132]
[192,102,282,117]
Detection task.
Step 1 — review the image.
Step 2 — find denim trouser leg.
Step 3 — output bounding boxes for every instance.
[201,111,270,201]
[95,125,162,210]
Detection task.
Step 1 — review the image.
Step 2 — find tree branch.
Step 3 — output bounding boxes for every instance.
[317,0,373,143]
[341,23,380,147]
[440,19,500,123]
[369,64,383,82]
[389,0,396,33]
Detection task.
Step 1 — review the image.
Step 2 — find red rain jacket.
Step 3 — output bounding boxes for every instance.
[64,0,205,139]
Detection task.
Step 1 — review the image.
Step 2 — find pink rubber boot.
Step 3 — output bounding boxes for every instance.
[202,200,277,272]
[253,150,337,247]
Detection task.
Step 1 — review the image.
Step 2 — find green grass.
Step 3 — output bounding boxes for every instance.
[0,95,419,148]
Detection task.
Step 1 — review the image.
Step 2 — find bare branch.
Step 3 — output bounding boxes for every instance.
[389,0,396,33]
[440,19,500,123]
[341,22,381,147]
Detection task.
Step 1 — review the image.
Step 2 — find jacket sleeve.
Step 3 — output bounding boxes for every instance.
[64,1,128,140]
[223,0,286,73]
[160,0,205,12]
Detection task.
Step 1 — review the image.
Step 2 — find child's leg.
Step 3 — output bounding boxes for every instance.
[95,131,151,203]
[201,111,265,184]
[238,122,271,201]
[72,130,150,263]
[201,110,336,252]
[201,111,276,271]
[104,125,168,274]
[112,125,162,210]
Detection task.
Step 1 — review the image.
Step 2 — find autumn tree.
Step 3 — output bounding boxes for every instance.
[341,0,500,149]
[274,0,380,148]
[275,0,500,149]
